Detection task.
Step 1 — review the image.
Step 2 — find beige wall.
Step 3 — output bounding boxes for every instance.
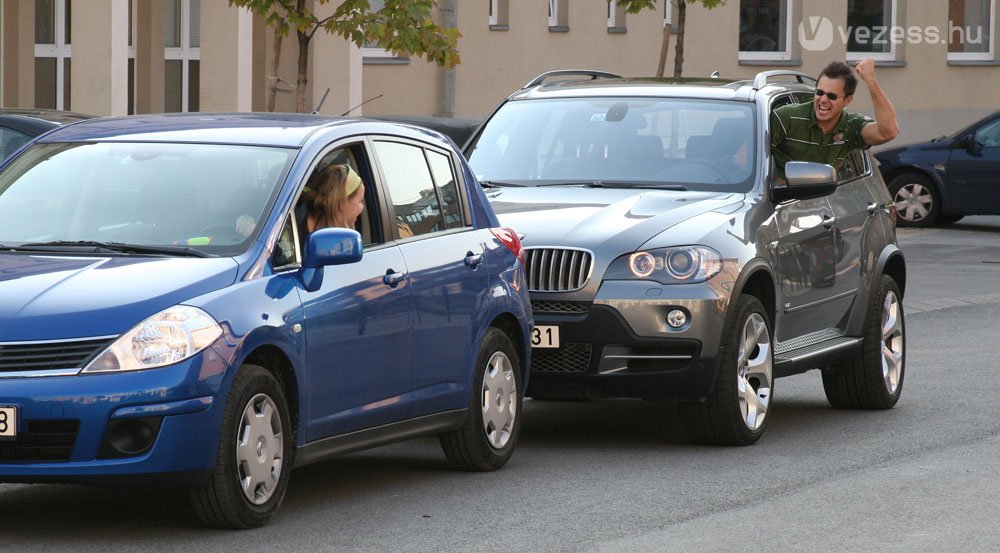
[200,1,253,112]
[1,1,36,108]
[70,0,129,116]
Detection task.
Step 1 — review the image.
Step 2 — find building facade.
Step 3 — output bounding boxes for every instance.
[2,1,998,145]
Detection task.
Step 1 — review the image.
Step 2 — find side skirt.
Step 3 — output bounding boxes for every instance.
[773,336,863,378]
[294,409,468,468]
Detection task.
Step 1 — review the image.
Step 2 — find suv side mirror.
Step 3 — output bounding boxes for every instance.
[772,161,838,202]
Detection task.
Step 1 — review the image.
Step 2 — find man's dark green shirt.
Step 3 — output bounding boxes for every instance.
[770,101,873,174]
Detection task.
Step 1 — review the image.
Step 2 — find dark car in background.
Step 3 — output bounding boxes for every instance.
[875,111,1000,227]
[0,108,92,161]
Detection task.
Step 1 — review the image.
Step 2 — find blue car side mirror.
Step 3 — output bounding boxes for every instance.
[300,228,364,292]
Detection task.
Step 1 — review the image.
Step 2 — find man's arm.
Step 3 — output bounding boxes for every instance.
[855,58,899,146]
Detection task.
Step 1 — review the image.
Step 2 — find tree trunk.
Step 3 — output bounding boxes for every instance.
[266,24,283,112]
[656,15,671,78]
[296,29,310,113]
[673,0,686,78]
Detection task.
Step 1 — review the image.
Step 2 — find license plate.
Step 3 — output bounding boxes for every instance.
[531,325,560,349]
[0,406,16,440]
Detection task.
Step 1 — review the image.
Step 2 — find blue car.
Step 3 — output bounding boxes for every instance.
[0,114,531,528]
[875,110,1000,227]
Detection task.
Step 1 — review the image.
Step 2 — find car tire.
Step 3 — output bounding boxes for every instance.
[679,295,773,446]
[439,327,522,471]
[888,173,940,227]
[822,275,905,410]
[190,364,293,529]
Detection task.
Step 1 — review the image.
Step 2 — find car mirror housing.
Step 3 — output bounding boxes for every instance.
[303,227,364,269]
[772,161,837,202]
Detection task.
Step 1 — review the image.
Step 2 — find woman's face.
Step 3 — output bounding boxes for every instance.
[338,183,365,227]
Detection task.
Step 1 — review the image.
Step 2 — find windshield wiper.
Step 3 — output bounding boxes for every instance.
[480,180,527,188]
[537,181,688,191]
[11,240,216,258]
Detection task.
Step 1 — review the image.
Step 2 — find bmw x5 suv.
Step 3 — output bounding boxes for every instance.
[466,70,907,445]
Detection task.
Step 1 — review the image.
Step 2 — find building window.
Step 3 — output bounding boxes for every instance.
[363,0,408,62]
[739,0,792,61]
[608,1,627,33]
[548,0,568,31]
[846,0,898,61]
[164,0,200,112]
[34,0,72,110]
[949,0,996,61]
[489,0,510,29]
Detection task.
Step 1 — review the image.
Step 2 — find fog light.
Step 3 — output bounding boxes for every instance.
[667,309,687,329]
[98,417,163,459]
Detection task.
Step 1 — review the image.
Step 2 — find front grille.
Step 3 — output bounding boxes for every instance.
[0,338,114,373]
[532,343,592,373]
[531,300,592,315]
[525,248,593,292]
[0,420,80,463]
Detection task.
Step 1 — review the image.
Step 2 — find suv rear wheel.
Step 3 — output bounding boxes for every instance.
[822,274,905,409]
[679,295,773,446]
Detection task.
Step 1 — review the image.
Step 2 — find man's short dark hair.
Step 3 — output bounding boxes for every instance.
[818,61,858,97]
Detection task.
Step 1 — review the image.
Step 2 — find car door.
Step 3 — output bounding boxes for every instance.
[295,141,415,440]
[371,138,490,417]
[946,116,1000,213]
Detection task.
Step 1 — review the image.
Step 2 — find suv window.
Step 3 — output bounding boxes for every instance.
[467,97,757,191]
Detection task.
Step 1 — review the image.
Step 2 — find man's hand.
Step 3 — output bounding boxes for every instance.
[854,58,877,84]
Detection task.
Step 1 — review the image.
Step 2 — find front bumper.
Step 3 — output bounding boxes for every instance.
[0,348,231,485]
[527,280,730,400]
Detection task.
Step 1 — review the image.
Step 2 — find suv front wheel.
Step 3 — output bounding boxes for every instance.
[679,295,773,446]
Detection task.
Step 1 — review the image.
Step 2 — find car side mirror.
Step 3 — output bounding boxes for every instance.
[300,227,364,292]
[772,161,838,202]
[956,134,982,156]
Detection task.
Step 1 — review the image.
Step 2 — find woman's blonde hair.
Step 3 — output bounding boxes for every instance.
[302,164,362,229]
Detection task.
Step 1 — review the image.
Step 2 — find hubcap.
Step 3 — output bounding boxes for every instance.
[481,351,517,450]
[894,183,933,223]
[236,393,283,505]
[881,291,904,394]
[736,313,772,431]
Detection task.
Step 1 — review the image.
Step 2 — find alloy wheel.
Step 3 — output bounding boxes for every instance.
[737,313,772,431]
[881,291,904,394]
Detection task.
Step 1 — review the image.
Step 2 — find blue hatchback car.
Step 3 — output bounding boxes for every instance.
[0,114,531,528]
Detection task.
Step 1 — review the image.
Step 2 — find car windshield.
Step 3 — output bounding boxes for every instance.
[467,97,757,192]
[0,142,294,256]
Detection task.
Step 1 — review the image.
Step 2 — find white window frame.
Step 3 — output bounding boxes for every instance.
[34,0,73,111]
[164,0,200,112]
[846,0,898,62]
[738,0,793,62]
[664,0,672,28]
[608,1,617,28]
[489,0,498,26]
[548,0,558,27]
[948,0,997,62]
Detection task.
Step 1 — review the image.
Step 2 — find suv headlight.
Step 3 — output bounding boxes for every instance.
[82,306,223,373]
[605,246,723,284]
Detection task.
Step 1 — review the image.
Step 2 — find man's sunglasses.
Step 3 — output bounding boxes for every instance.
[815,88,842,101]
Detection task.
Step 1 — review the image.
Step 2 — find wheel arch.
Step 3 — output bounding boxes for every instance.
[877,245,907,299]
[881,165,953,207]
[731,260,777,328]
[490,312,529,382]
[241,345,300,446]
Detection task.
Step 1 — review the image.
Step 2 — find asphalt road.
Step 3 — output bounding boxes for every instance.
[2,216,999,552]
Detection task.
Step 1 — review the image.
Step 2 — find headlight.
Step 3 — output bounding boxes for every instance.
[606,246,723,284]
[82,306,223,373]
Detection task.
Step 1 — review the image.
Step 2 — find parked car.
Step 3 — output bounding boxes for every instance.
[0,108,92,161]
[465,70,907,445]
[0,113,531,528]
[874,110,1000,226]
[369,114,481,149]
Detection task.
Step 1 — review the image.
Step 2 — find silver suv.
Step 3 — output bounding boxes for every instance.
[466,70,906,445]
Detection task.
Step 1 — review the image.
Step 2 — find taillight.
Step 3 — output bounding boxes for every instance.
[490,227,525,266]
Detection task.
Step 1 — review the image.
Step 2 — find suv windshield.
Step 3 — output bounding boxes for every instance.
[468,97,757,192]
[0,142,293,256]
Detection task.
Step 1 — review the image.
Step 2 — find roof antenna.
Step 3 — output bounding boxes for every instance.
[311,88,331,115]
[340,94,385,116]
[710,71,720,79]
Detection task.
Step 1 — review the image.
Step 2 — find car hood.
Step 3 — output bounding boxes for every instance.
[485,186,741,251]
[0,254,240,341]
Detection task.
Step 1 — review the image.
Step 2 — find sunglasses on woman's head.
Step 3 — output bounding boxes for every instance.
[815,88,841,101]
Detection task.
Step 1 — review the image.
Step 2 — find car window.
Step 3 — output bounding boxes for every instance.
[0,142,292,256]
[0,127,32,160]
[467,97,756,191]
[836,149,868,182]
[974,118,1000,147]
[373,140,449,238]
[293,144,380,249]
[425,150,465,229]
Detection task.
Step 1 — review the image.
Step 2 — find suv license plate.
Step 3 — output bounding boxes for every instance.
[531,325,560,349]
[0,406,16,440]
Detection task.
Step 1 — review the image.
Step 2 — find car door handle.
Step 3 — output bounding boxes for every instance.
[464,251,484,268]
[383,269,406,287]
[867,202,881,215]
[822,214,838,229]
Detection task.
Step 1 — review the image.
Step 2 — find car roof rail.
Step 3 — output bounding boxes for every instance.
[522,69,622,89]
[752,70,817,91]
